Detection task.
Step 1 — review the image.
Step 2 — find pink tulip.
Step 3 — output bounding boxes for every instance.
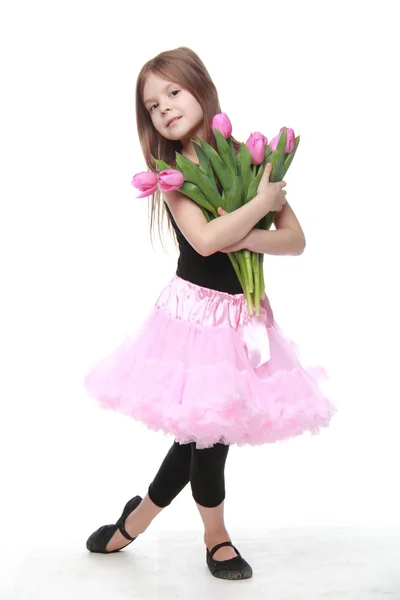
[246,132,268,165]
[284,127,296,152]
[211,112,232,138]
[269,127,296,153]
[131,171,158,198]
[158,169,184,192]
[268,134,279,152]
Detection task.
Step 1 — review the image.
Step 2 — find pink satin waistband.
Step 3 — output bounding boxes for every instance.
[155,276,274,368]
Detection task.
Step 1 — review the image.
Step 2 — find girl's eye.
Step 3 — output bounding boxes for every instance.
[149,90,180,112]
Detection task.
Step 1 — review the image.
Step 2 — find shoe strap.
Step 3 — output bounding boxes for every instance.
[116,496,141,542]
[118,520,136,541]
[209,541,240,559]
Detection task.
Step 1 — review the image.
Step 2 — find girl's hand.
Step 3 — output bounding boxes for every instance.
[257,163,287,212]
[217,207,247,252]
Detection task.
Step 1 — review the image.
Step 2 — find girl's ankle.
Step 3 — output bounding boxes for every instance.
[204,529,230,548]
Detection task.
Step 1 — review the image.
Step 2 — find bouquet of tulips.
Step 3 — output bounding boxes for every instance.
[132,113,300,316]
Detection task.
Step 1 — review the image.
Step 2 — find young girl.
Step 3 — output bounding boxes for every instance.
[84,46,336,581]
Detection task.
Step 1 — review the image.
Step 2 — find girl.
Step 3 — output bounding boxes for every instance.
[84,46,336,581]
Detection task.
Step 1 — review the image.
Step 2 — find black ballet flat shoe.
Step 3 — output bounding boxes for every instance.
[86,495,142,554]
[206,541,253,580]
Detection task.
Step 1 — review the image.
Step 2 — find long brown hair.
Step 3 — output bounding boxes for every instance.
[135,46,240,249]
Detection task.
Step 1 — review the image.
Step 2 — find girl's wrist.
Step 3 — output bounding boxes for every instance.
[242,229,256,251]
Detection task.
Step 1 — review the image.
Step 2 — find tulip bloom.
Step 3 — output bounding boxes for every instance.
[269,127,296,153]
[211,112,232,138]
[131,171,158,198]
[246,132,268,165]
[131,169,184,197]
[158,169,184,192]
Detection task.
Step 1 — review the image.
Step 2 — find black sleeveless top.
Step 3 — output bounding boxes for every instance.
[165,204,242,295]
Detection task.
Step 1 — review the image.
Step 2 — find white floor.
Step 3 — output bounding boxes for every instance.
[2,527,399,599]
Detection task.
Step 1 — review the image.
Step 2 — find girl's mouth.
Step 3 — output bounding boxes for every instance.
[167,117,181,127]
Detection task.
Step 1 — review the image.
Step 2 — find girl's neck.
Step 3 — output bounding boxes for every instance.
[181,148,199,165]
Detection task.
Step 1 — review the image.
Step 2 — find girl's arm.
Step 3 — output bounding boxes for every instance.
[163,190,274,256]
[244,227,305,256]
[220,202,306,256]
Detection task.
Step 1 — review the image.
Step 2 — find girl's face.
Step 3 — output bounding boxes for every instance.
[143,73,204,144]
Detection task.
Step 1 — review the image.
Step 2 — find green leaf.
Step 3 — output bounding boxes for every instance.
[226,138,238,175]
[191,139,214,180]
[248,167,255,187]
[252,145,272,179]
[246,161,267,202]
[180,182,217,216]
[154,159,173,171]
[198,138,233,191]
[201,206,212,222]
[235,151,242,203]
[223,176,241,213]
[237,143,253,203]
[264,211,275,230]
[277,127,287,154]
[265,128,287,182]
[282,135,300,176]
[264,145,272,161]
[213,128,236,174]
[175,152,223,208]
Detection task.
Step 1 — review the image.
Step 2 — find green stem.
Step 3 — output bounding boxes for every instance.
[243,249,254,293]
[260,254,265,300]
[236,251,253,315]
[252,252,261,316]
[245,287,254,316]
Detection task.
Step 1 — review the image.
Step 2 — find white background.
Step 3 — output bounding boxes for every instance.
[1,0,399,582]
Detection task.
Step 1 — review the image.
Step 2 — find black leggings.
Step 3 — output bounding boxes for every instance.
[148,441,230,508]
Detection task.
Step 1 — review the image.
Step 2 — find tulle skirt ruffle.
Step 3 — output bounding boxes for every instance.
[84,275,336,448]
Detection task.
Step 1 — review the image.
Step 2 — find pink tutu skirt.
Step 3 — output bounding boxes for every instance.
[84,275,336,449]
